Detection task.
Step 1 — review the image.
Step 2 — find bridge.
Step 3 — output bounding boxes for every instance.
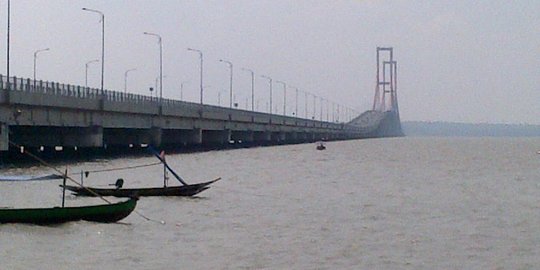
[0,48,402,154]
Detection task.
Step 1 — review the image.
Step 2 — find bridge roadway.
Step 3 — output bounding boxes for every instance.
[0,75,389,152]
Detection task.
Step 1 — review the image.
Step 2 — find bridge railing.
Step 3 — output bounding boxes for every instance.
[0,75,165,104]
[0,75,357,127]
[1,75,102,99]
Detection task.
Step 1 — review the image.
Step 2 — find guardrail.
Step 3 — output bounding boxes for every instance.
[0,75,358,129]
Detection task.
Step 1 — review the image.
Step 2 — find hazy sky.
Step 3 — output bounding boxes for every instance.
[0,0,538,124]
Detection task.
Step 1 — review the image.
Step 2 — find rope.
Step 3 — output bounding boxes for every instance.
[8,141,112,204]
[73,161,161,175]
[8,141,166,225]
[134,210,166,224]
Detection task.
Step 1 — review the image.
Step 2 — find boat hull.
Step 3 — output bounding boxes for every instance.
[0,198,137,224]
[63,178,220,197]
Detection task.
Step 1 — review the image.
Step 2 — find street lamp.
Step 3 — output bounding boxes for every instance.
[260,75,272,114]
[276,81,286,116]
[320,96,324,121]
[292,87,299,118]
[187,48,203,104]
[304,91,308,119]
[219,59,233,108]
[85,59,99,88]
[6,0,11,90]
[180,81,189,101]
[326,99,329,121]
[242,68,255,111]
[154,75,167,97]
[124,68,136,93]
[144,32,162,102]
[155,76,159,95]
[332,101,335,122]
[33,48,49,83]
[82,7,105,95]
[312,94,317,120]
[337,104,340,122]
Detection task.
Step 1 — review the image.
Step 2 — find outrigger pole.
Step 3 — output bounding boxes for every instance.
[148,146,188,186]
[62,169,67,207]
[163,158,168,187]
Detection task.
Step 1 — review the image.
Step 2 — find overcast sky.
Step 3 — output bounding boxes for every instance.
[0,0,538,124]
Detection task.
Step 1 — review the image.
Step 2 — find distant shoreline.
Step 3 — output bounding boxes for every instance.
[402,121,540,137]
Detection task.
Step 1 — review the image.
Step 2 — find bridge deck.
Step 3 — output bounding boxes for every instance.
[0,75,385,152]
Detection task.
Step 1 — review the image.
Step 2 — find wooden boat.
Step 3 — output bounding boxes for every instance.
[62,178,220,197]
[0,198,137,224]
[63,147,220,198]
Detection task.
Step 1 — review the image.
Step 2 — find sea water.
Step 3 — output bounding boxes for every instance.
[1,137,539,269]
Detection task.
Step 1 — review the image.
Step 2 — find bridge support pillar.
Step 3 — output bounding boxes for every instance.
[231,131,254,144]
[162,128,202,146]
[314,133,325,141]
[285,132,298,142]
[185,128,202,145]
[297,132,307,142]
[271,132,286,143]
[149,127,162,147]
[324,133,331,141]
[253,131,271,143]
[65,126,103,147]
[0,123,8,151]
[202,129,231,145]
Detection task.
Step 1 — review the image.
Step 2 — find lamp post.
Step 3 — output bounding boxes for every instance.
[332,102,335,122]
[326,99,329,121]
[338,104,341,122]
[276,81,286,116]
[124,68,136,93]
[33,48,49,85]
[154,76,167,98]
[180,81,189,101]
[260,75,272,114]
[320,96,324,121]
[304,91,308,119]
[6,0,10,91]
[144,32,162,103]
[187,48,203,104]
[82,8,105,96]
[85,59,99,88]
[219,59,233,108]
[292,87,298,118]
[312,94,317,120]
[242,68,254,111]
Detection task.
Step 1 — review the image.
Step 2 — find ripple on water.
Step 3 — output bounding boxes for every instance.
[1,137,540,269]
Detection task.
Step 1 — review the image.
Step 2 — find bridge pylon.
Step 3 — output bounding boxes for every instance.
[372,47,399,120]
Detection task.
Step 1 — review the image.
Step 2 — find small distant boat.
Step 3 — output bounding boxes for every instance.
[0,198,137,225]
[62,178,220,197]
[316,142,326,150]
